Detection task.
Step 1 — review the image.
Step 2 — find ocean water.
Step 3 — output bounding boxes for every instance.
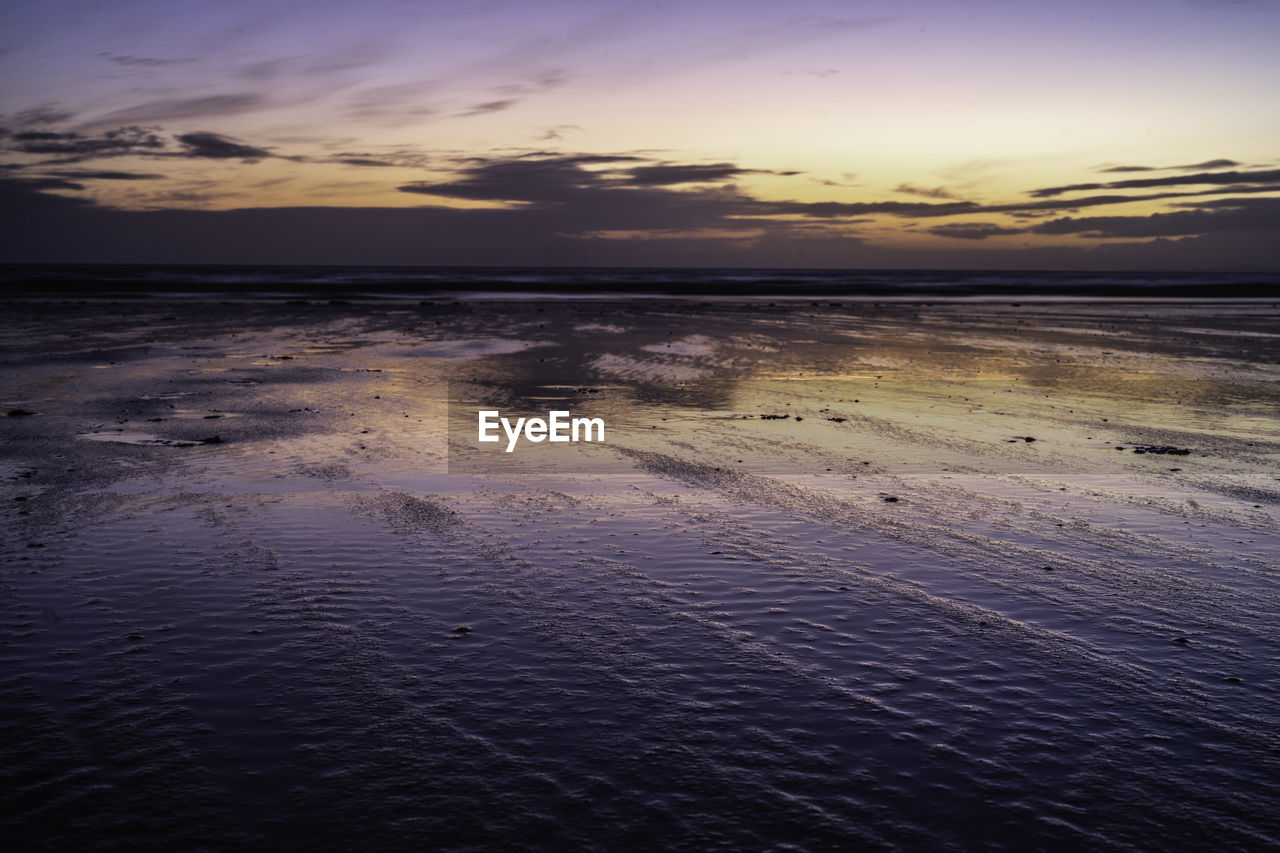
[1,262,1276,299]
[2,291,1279,850]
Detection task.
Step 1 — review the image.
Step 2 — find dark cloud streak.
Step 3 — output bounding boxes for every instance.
[1099,158,1240,173]
[1029,199,1280,238]
[1,124,284,164]
[894,183,955,199]
[627,163,792,186]
[5,126,168,162]
[926,222,1023,240]
[455,99,518,117]
[174,132,274,161]
[42,169,165,181]
[1032,168,1280,197]
[87,94,267,126]
[98,53,196,68]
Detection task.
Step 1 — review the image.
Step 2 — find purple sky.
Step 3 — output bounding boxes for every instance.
[1,0,1278,268]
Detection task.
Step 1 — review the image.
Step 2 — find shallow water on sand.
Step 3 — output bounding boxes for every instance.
[3,298,1279,850]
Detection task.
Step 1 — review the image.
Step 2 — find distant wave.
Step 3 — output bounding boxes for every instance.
[0,262,1276,298]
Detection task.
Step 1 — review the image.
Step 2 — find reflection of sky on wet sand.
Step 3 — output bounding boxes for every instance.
[4,298,1280,849]
[437,301,1279,480]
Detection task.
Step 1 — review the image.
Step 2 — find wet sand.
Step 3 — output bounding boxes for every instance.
[3,296,1279,850]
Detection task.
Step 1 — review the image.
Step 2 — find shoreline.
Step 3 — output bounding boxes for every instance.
[2,262,1277,301]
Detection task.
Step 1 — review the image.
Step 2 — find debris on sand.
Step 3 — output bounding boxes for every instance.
[1133,445,1191,456]
[7,408,34,417]
[883,496,900,503]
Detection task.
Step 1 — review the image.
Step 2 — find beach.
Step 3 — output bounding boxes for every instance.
[3,294,1279,850]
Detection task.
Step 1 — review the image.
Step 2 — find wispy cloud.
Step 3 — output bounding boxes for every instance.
[0,105,76,129]
[455,99,518,117]
[1100,158,1241,174]
[174,132,274,161]
[343,80,436,124]
[926,222,1022,240]
[4,126,168,162]
[627,163,797,186]
[98,52,196,68]
[333,157,397,167]
[1030,196,1280,238]
[1,125,288,164]
[41,168,165,181]
[894,183,955,200]
[1030,168,1280,198]
[85,94,267,127]
[535,124,582,142]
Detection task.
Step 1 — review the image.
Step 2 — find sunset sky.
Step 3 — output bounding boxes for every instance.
[2,0,1277,268]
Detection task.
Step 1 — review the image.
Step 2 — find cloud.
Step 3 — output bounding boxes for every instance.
[87,94,266,126]
[327,149,430,168]
[763,198,979,218]
[3,173,1277,271]
[334,157,397,167]
[98,53,195,68]
[536,124,582,142]
[396,153,810,239]
[455,99,518,117]
[0,177,95,211]
[343,80,436,123]
[174,132,274,161]
[400,156,604,204]
[1171,195,1280,211]
[2,176,85,192]
[398,154,989,231]
[399,153,657,204]
[446,69,567,119]
[0,105,76,130]
[396,154,1276,227]
[894,183,955,200]
[1030,168,1280,197]
[41,169,165,181]
[1,124,287,164]
[4,131,1274,270]
[494,68,569,98]
[626,163,789,186]
[1173,158,1241,171]
[515,152,645,166]
[1029,197,1280,238]
[1100,158,1240,174]
[5,126,167,161]
[926,222,1023,240]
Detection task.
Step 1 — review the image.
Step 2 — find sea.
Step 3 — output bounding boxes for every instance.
[1,263,1276,299]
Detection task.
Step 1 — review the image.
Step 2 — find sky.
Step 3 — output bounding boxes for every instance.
[1,0,1278,269]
